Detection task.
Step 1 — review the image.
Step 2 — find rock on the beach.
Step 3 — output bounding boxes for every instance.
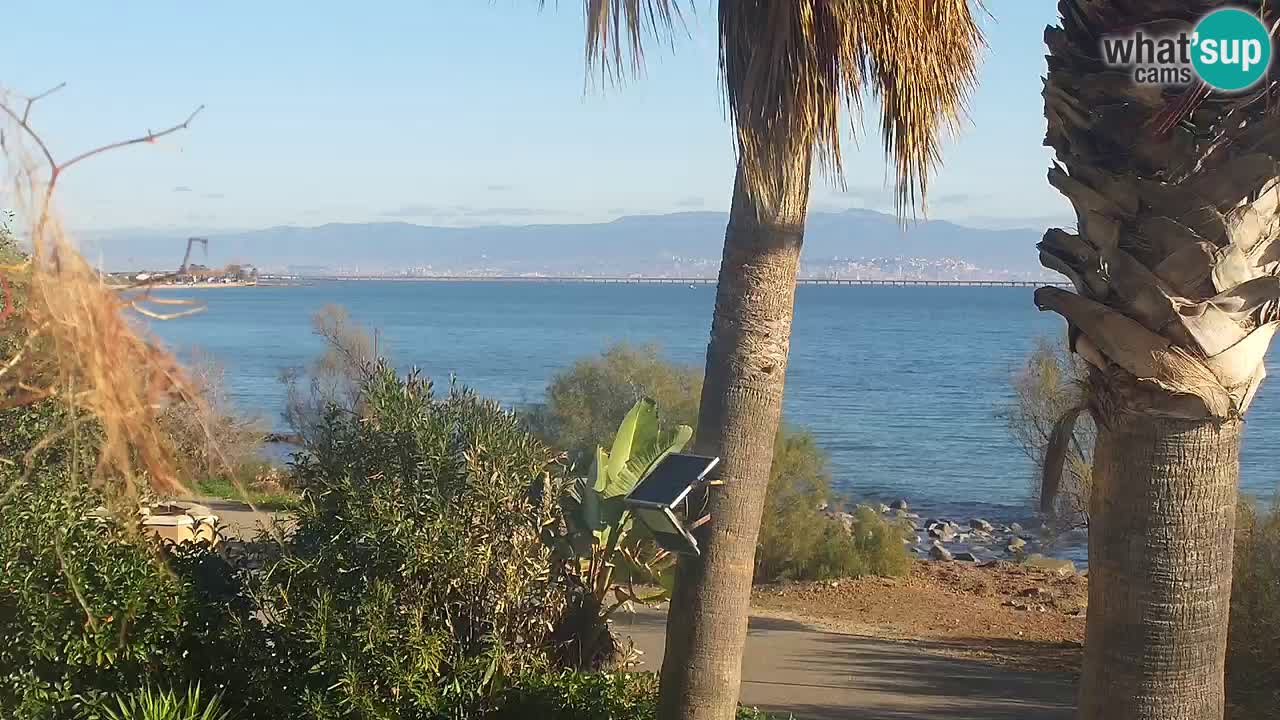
[928,523,957,542]
[953,551,978,562]
[1007,537,1028,553]
[878,503,891,514]
[889,499,909,511]
[929,543,953,561]
[1010,522,1024,534]
[969,518,994,533]
[1022,554,1077,577]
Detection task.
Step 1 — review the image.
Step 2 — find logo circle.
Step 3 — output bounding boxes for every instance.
[1191,8,1272,92]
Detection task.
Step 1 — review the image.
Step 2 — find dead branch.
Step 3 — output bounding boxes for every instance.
[0,85,202,209]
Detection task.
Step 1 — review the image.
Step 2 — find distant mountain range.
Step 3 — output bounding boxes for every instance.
[80,209,1056,278]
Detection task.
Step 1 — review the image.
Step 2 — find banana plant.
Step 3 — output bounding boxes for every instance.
[551,397,691,668]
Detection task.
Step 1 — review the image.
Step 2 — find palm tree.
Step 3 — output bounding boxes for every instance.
[1039,2,1279,717]
[572,3,982,718]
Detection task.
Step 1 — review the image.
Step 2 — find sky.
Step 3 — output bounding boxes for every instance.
[0,1,1072,234]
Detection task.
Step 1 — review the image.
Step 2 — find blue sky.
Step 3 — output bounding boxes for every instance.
[1,1,1070,233]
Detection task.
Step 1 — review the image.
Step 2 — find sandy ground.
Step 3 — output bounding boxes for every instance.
[748,561,1087,672]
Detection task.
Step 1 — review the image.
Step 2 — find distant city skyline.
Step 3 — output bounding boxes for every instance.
[3,1,1071,233]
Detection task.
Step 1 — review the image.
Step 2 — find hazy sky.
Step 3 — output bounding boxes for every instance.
[1,1,1071,233]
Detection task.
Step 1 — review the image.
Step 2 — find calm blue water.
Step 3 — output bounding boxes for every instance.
[148,281,1280,539]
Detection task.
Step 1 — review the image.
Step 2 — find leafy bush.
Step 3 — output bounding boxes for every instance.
[491,672,659,720]
[536,343,910,583]
[759,502,910,582]
[251,365,568,718]
[1227,500,1280,718]
[528,343,701,470]
[0,400,254,720]
[98,685,231,720]
[491,673,784,720]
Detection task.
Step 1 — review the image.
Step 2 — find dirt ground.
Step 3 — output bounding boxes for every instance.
[747,560,1087,673]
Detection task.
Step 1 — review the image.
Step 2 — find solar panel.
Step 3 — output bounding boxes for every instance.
[625,453,720,507]
[635,507,700,556]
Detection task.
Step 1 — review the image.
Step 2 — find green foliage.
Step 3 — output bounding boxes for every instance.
[491,673,792,720]
[191,470,298,511]
[98,685,232,720]
[551,398,687,669]
[1227,500,1280,717]
[491,672,658,720]
[529,343,701,470]
[254,365,567,719]
[0,401,254,720]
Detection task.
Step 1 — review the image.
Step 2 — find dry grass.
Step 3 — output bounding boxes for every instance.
[0,85,218,507]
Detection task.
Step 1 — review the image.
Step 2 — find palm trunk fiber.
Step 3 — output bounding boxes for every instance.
[1080,415,1240,720]
[657,165,805,720]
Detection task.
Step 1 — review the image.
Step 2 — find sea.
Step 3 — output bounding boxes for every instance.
[146,281,1280,561]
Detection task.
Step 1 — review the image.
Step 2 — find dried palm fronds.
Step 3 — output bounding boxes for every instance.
[1039,0,1280,424]
[574,0,984,217]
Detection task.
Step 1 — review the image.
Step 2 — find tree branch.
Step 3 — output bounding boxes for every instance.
[56,104,204,176]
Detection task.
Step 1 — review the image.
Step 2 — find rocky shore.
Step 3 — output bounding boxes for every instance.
[831,499,1082,576]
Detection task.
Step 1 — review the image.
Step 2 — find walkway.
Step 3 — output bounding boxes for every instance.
[616,608,1077,720]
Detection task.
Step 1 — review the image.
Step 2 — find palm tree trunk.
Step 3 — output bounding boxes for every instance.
[658,163,808,720]
[1081,414,1240,720]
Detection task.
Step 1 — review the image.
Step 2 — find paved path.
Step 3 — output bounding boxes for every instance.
[615,608,1077,720]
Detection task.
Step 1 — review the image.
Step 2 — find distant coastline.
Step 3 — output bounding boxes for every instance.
[147,281,258,289]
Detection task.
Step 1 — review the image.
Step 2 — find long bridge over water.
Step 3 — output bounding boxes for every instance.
[313,275,1066,288]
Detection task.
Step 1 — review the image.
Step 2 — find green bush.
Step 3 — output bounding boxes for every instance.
[491,672,786,720]
[528,343,701,470]
[491,672,658,720]
[0,401,255,720]
[98,685,231,720]
[1227,500,1280,718]
[251,365,568,719]
[535,343,910,583]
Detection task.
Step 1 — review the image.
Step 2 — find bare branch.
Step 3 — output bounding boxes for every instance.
[0,99,56,171]
[57,105,204,176]
[22,82,67,123]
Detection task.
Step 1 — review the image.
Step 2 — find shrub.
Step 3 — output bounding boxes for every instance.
[0,400,254,720]
[528,343,701,470]
[252,365,568,718]
[758,502,911,582]
[491,672,785,720]
[1227,500,1280,718]
[491,672,658,720]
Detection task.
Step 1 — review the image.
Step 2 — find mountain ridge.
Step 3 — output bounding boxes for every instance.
[81,209,1051,276]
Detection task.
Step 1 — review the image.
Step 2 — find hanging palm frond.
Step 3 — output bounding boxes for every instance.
[575,0,984,216]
